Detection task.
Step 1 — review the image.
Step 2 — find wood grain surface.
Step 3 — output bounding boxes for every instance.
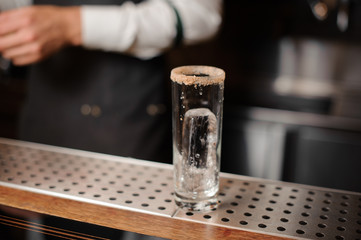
[0,185,291,240]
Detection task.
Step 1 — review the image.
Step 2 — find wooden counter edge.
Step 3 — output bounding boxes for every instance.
[0,185,291,240]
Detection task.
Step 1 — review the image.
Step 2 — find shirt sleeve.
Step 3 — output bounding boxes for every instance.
[81,0,222,59]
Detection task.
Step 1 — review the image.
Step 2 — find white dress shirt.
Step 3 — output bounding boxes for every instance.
[0,0,222,59]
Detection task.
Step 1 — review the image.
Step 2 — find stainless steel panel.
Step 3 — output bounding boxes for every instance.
[0,138,360,239]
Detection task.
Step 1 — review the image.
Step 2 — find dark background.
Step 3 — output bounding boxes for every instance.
[1,0,361,192]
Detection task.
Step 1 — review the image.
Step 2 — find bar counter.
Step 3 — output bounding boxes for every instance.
[0,138,360,239]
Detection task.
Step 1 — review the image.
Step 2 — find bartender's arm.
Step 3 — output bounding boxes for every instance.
[0,0,222,66]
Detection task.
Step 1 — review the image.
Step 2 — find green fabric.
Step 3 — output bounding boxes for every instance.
[166,0,184,47]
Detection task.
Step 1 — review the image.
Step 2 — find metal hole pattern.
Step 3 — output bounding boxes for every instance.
[0,142,176,216]
[1,140,361,240]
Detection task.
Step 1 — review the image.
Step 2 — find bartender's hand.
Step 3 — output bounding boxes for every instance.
[0,6,81,66]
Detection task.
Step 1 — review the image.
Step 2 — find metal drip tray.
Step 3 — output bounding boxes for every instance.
[0,138,360,239]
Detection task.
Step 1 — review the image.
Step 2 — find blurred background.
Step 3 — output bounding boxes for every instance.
[1,0,361,192]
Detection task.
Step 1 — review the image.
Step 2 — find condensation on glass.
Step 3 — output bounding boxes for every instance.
[170,65,225,211]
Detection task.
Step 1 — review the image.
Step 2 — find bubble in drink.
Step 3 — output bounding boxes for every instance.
[175,108,219,200]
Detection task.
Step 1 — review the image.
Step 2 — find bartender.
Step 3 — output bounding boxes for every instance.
[0,0,223,163]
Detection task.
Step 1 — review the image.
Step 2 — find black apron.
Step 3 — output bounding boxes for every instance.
[19,0,172,163]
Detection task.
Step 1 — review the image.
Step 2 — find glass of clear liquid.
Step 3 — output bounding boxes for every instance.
[171,65,225,211]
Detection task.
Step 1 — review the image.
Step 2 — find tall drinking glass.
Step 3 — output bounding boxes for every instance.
[171,65,225,211]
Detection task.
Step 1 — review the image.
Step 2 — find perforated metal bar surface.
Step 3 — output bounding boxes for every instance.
[0,138,361,240]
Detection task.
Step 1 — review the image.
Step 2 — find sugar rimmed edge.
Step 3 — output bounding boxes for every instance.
[170,65,225,85]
